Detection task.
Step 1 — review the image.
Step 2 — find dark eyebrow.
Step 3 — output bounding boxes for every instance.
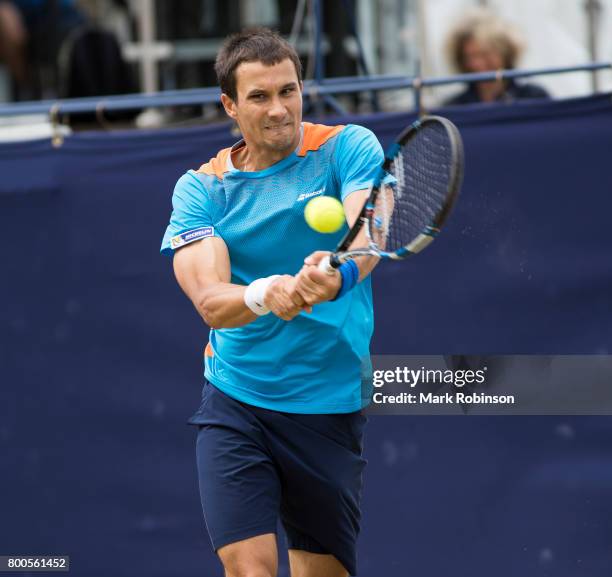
[246,82,298,98]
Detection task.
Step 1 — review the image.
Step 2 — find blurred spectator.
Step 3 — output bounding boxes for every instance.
[444,9,549,105]
[0,0,84,99]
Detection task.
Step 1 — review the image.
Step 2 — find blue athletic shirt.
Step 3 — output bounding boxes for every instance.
[161,122,384,414]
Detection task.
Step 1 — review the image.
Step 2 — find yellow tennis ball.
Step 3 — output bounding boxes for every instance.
[304,196,345,233]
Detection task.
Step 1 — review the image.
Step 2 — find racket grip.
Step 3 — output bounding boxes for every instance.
[318,255,337,275]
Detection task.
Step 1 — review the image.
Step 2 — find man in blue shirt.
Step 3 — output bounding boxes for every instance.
[161,28,385,577]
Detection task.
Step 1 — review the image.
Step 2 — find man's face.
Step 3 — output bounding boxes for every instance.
[222,58,303,155]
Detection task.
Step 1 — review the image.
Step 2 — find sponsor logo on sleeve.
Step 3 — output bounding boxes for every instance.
[171,226,214,249]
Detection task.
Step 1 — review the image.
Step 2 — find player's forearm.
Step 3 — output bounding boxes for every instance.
[353,254,380,282]
[345,218,380,281]
[194,283,257,329]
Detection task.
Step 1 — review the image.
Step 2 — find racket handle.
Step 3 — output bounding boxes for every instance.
[318,255,337,275]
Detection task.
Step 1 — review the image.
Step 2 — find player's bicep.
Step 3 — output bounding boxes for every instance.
[342,188,368,228]
[344,188,371,253]
[173,236,231,302]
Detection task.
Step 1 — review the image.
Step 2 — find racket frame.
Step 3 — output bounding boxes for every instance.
[323,116,463,271]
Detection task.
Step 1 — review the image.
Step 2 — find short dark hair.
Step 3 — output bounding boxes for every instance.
[215,28,302,101]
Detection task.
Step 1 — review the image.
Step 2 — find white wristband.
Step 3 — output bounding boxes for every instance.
[244,275,280,316]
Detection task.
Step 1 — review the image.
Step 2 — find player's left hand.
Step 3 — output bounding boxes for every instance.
[265,275,312,320]
[295,251,342,306]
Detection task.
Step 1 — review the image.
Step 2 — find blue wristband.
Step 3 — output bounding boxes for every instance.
[332,260,359,301]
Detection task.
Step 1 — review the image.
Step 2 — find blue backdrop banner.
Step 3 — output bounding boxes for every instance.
[1,94,612,577]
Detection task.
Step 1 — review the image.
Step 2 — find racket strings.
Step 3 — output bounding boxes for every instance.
[373,122,455,253]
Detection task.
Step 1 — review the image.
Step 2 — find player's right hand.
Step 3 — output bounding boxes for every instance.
[295,251,342,305]
[265,275,312,321]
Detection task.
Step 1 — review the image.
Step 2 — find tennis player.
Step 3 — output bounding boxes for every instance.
[161,28,385,577]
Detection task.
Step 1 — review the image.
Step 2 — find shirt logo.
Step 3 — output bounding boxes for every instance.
[296,188,325,202]
[171,226,214,249]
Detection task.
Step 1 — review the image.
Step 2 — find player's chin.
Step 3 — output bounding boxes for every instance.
[264,123,297,142]
[265,133,296,152]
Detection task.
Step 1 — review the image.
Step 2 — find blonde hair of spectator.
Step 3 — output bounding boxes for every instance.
[445,8,526,73]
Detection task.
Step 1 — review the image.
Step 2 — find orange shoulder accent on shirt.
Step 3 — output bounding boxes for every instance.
[204,342,214,358]
[298,122,345,156]
[196,147,232,180]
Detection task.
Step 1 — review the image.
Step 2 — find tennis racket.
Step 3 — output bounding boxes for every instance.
[319,115,464,272]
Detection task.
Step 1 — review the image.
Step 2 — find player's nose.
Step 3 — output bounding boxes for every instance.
[267,96,288,119]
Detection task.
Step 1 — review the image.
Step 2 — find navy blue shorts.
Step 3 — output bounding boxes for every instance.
[189,381,367,576]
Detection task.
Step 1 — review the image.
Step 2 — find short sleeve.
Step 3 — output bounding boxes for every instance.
[160,171,217,256]
[334,124,385,200]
